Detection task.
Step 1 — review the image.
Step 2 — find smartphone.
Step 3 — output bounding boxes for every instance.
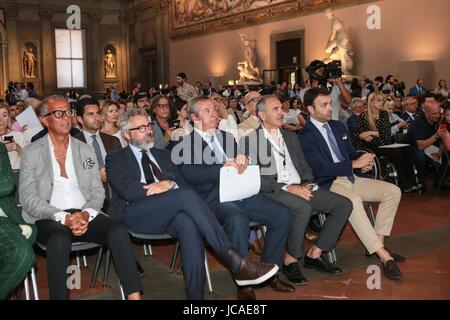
[172,120,181,128]
[3,136,13,143]
[439,123,447,131]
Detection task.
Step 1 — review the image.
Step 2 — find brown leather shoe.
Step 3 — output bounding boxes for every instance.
[250,238,265,256]
[232,258,279,286]
[269,275,295,292]
[237,286,256,300]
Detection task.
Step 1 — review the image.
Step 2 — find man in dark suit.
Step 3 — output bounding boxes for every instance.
[174,96,295,299]
[239,95,352,284]
[106,108,279,300]
[203,81,216,97]
[73,98,122,210]
[299,87,405,281]
[409,79,426,96]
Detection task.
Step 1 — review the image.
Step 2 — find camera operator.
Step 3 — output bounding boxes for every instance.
[301,60,352,121]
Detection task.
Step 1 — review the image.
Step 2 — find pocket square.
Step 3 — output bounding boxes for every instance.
[342,134,348,140]
[83,158,96,170]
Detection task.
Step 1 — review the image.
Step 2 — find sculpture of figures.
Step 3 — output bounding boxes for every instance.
[324,9,354,75]
[236,32,262,84]
[104,49,116,78]
[23,47,37,78]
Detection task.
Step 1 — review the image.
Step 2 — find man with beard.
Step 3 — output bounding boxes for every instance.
[105,108,279,300]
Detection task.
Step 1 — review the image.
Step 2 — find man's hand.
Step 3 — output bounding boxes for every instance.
[286,185,313,201]
[352,153,375,169]
[143,180,172,196]
[437,128,449,139]
[164,127,176,141]
[233,155,249,174]
[64,211,89,236]
[397,121,409,129]
[99,167,107,183]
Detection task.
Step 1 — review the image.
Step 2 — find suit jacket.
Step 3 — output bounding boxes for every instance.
[19,136,105,224]
[409,86,426,96]
[299,120,358,190]
[73,131,122,200]
[175,129,237,208]
[105,146,190,221]
[239,126,315,194]
[31,127,81,142]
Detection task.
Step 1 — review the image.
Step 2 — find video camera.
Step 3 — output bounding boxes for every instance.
[305,60,342,87]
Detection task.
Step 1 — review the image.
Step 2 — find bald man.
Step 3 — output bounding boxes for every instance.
[237,91,262,139]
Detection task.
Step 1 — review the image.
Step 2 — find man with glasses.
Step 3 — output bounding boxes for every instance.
[210,92,238,138]
[106,108,280,300]
[19,95,142,299]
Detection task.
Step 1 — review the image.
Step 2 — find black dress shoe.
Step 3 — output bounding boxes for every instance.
[269,276,295,292]
[282,262,308,285]
[382,260,402,281]
[385,247,406,263]
[136,260,144,276]
[304,255,343,275]
[237,286,256,300]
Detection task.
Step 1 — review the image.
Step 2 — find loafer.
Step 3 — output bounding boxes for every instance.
[304,255,343,275]
[282,262,308,285]
[269,275,295,292]
[231,258,279,286]
[385,247,406,263]
[382,260,402,281]
[237,286,256,300]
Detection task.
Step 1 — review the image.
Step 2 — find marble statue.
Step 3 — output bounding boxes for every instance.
[23,47,37,78]
[104,49,116,78]
[236,32,262,84]
[324,9,354,75]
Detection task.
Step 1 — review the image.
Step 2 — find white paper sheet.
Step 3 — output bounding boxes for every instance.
[378,143,410,149]
[424,144,441,164]
[219,165,261,203]
[15,106,43,140]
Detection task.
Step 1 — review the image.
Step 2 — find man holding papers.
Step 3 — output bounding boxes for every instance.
[175,96,295,300]
[240,94,352,285]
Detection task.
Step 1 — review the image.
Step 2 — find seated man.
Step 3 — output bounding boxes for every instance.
[19,95,142,300]
[406,96,444,190]
[174,96,294,299]
[0,143,35,300]
[106,108,279,300]
[240,95,352,284]
[299,87,405,281]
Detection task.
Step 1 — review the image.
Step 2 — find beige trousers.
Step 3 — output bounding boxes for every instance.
[330,176,401,254]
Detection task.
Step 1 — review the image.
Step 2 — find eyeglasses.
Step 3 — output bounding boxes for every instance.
[44,109,76,118]
[245,97,260,105]
[129,122,153,133]
[157,104,170,109]
[213,97,225,103]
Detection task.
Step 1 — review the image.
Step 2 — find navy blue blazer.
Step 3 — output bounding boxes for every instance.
[175,129,237,209]
[298,120,358,190]
[409,86,426,96]
[105,145,190,221]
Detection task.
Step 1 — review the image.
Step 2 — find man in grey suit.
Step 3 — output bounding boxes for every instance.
[239,95,352,285]
[19,95,142,300]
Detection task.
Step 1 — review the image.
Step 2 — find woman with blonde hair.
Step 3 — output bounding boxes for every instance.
[100,100,127,147]
[354,93,419,192]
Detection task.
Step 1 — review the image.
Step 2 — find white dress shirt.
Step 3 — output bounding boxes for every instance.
[129,144,164,184]
[309,117,341,163]
[49,136,98,225]
[262,127,301,189]
[194,128,228,163]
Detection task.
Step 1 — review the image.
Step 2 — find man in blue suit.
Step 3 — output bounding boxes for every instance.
[174,96,295,299]
[106,108,279,300]
[299,87,405,281]
[409,78,426,96]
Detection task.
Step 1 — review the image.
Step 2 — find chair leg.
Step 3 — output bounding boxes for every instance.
[143,242,149,256]
[103,249,111,287]
[23,275,30,300]
[76,252,80,268]
[30,266,39,300]
[148,244,153,256]
[119,281,125,300]
[367,204,376,227]
[204,254,213,294]
[169,241,180,274]
[90,247,104,288]
[82,253,88,268]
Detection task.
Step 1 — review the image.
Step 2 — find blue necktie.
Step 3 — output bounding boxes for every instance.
[91,135,105,168]
[323,123,355,183]
[209,134,227,164]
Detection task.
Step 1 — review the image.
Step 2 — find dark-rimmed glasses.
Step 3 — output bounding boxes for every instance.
[129,122,154,133]
[43,109,76,118]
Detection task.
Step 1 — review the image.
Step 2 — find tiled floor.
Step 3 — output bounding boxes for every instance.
[16,186,450,300]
